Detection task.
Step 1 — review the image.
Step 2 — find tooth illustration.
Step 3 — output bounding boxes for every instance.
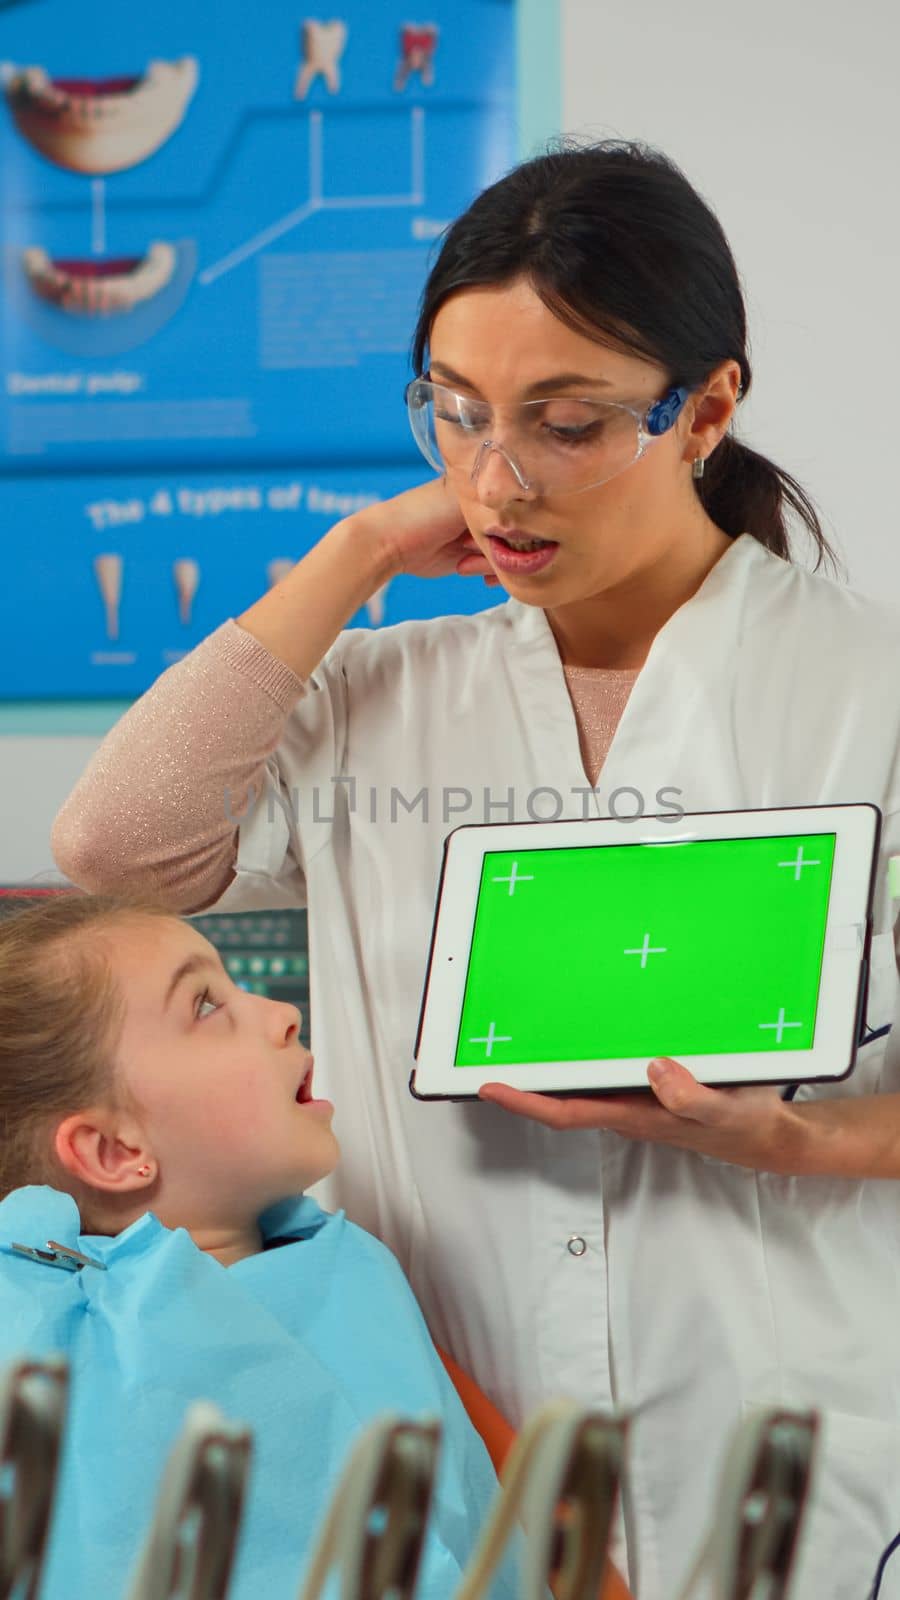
[94,554,123,641]
[294,20,348,100]
[394,23,439,92]
[173,559,200,626]
[1,58,198,174]
[266,558,295,589]
[22,242,176,317]
[366,581,391,627]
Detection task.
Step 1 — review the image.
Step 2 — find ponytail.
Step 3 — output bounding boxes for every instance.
[700,433,840,575]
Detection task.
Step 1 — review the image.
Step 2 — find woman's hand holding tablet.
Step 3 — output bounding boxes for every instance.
[476,1062,809,1174]
[412,805,880,1102]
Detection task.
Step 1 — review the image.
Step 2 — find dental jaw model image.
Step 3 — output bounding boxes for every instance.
[294,21,348,100]
[173,559,200,626]
[94,554,123,641]
[21,242,176,316]
[0,58,198,174]
[394,24,439,91]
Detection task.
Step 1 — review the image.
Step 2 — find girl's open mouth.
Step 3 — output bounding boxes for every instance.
[295,1059,333,1113]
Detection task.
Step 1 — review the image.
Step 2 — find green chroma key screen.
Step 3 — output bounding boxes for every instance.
[454,833,836,1066]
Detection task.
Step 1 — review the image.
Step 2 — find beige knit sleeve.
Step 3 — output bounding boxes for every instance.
[51,620,307,913]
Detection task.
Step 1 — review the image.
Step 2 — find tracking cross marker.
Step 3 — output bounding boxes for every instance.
[624,933,667,969]
[468,1023,512,1058]
[777,846,821,881]
[492,862,534,897]
[758,1007,803,1044]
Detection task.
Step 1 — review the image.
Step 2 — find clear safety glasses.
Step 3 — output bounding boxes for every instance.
[405,378,690,497]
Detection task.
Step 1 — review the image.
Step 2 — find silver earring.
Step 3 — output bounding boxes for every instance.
[692,456,706,481]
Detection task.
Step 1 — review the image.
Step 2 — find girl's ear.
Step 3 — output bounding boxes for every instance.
[53,1111,157,1193]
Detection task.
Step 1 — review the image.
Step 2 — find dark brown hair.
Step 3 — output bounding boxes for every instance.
[412,140,837,572]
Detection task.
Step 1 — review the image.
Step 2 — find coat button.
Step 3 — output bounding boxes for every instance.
[567,1236,587,1257]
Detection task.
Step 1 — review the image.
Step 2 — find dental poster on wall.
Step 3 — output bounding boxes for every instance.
[0,0,514,697]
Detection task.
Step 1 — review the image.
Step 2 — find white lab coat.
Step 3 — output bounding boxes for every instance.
[211,533,900,1598]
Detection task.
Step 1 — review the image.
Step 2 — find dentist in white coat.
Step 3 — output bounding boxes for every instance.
[54,142,900,1599]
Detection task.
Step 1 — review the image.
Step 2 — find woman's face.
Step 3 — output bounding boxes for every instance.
[103,916,338,1226]
[427,277,711,606]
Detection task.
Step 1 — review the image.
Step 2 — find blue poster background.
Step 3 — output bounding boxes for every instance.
[0,0,514,696]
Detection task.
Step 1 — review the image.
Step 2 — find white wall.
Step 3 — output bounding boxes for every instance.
[0,738,101,884]
[561,0,899,599]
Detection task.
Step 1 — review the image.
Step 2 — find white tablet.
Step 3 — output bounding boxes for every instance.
[410,805,881,1099]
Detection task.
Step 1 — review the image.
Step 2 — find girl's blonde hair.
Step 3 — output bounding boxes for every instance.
[0,891,178,1203]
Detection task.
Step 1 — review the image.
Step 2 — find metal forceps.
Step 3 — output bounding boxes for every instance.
[455,1400,627,1600]
[0,1357,69,1600]
[674,1408,819,1600]
[125,1401,252,1600]
[297,1416,442,1600]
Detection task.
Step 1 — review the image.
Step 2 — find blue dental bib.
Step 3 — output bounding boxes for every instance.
[0,1187,514,1598]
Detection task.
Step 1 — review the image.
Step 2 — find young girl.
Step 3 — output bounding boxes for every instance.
[0,892,518,1600]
